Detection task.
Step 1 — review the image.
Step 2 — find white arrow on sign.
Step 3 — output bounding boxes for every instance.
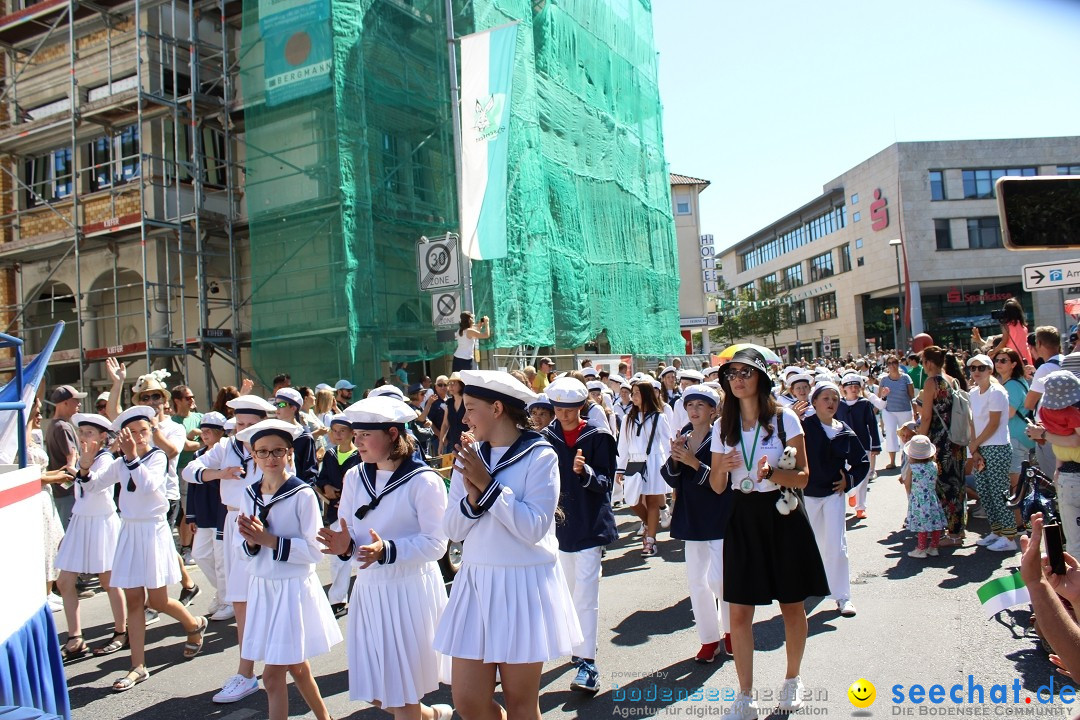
[1022,259,1080,292]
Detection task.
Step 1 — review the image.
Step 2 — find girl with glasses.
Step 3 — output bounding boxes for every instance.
[709,349,828,720]
[235,419,341,720]
[966,354,1017,552]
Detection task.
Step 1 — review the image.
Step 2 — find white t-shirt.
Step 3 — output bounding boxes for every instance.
[1030,357,1063,394]
[157,418,188,500]
[710,407,803,493]
[454,331,477,360]
[969,382,1011,447]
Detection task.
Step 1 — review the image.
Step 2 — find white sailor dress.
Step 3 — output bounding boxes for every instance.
[55,449,121,574]
[616,412,672,506]
[434,431,582,664]
[184,437,261,603]
[102,449,181,589]
[338,457,450,706]
[238,476,341,665]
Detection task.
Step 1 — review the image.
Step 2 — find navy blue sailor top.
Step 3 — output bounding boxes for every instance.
[660,422,732,541]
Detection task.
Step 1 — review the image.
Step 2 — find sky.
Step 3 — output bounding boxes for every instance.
[652,0,1080,253]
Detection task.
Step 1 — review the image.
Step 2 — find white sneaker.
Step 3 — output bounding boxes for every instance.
[777,676,805,711]
[976,532,1000,547]
[927,546,940,556]
[47,594,64,613]
[210,603,235,622]
[987,536,1018,553]
[205,598,222,616]
[659,506,672,529]
[634,522,646,537]
[430,704,454,720]
[908,547,928,559]
[729,692,759,720]
[213,674,260,703]
[837,599,857,617]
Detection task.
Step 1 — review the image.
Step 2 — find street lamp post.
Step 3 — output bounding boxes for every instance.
[889,239,904,350]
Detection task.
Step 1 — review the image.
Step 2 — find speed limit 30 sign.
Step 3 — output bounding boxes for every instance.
[417,236,461,291]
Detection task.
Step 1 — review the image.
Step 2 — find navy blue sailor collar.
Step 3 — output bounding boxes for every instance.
[477,429,550,477]
[540,420,606,447]
[245,474,308,524]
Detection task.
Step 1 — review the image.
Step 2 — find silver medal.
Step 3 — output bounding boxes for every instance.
[739,477,755,494]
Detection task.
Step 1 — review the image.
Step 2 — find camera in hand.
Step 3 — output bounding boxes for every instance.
[990,309,1007,322]
[1045,522,1067,575]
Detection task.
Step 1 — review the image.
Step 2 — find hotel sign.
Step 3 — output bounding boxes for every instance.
[700,234,718,293]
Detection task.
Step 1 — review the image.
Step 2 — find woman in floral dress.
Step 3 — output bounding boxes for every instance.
[917,346,968,546]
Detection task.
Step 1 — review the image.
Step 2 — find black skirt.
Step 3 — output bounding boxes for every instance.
[723,490,830,606]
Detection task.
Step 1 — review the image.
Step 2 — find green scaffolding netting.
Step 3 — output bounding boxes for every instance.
[240,0,682,388]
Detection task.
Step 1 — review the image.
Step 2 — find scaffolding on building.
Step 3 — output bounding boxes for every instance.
[0,0,247,400]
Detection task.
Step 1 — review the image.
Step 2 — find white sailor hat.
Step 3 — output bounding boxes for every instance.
[546,377,589,407]
[315,383,332,393]
[581,367,598,378]
[787,372,813,387]
[274,387,303,409]
[620,380,632,391]
[841,373,864,386]
[678,369,704,383]
[659,366,677,378]
[704,380,723,391]
[608,373,626,384]
[199,411,228,430]
[329,413,352,429]
[587,380,607,392]
[227,395,275,418]
[459,369,537,410]
[369,385,406,401]
[811,381,842,402]
[703,366,720,378]
[72,413,112,432]
[681,384,720,407]
[111,406,155,433]
[344,396,418,430]
[651,379,662,390]
[528,393,554,411]
[235,419,304,446]
[224,418,236,433]
[781,365,801,379]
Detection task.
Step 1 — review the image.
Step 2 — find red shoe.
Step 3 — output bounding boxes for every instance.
[848,495,857,508]
[723,633,732,655]
[695,642,720,664]
[856,510,867,519]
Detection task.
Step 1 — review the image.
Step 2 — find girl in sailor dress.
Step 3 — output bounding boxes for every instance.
[835,374,882,518]
[55,413,126,660]
[94,407,208,692]
[434,370,581,720]
[661,385,733,664]
[317,397,453,720]
[181,395,273,703]
[235,420,341,720]
[615,379,672,557]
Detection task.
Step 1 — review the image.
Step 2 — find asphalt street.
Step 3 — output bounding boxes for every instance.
[59,454,1068,719]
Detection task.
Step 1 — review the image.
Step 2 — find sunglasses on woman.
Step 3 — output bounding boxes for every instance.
[724,367,757,381]
[969,365,990,373]
[994,357,1012,364]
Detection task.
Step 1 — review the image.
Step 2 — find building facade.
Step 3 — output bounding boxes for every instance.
[719,137,1080,358]
[670,173,717,354]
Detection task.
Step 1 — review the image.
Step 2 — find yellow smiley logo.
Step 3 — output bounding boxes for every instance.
[848,678,876,709]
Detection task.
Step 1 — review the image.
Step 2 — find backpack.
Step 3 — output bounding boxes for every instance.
[932,377,972,447]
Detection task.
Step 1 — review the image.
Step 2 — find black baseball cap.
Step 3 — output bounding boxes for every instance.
[49,385,87,404]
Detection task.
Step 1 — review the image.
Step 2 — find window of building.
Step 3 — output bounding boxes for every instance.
[1058,165,1080,175]
[738,281,756,298]
[855,238,863,249]
[809,251,834,282]
[929,170,946,201]
[962,167,1036,199]
[813,292,838,322]
[675,192,692,215]
[737,204,846,272]
[851,193,859,205]
[967,217,1002,249]
[382,132,402,195]
[783,263,803,291]
[163,122,228,187]
[784,301,806,326]
[935,219,952,250]
[839,244,852,273]
[89,124,141,192]
[852,211,861,222]
[24,147,72,208]
[857,256,865,267]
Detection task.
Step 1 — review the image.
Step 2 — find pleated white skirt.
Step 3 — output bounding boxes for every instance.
[110,517,181,589]
[348,561,449,706]
[433,560,582,664]
[221,510,250,602]
[55,512,121,574]
[242,572,342,665]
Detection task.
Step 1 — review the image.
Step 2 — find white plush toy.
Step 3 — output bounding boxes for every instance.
[775,446,800,515]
